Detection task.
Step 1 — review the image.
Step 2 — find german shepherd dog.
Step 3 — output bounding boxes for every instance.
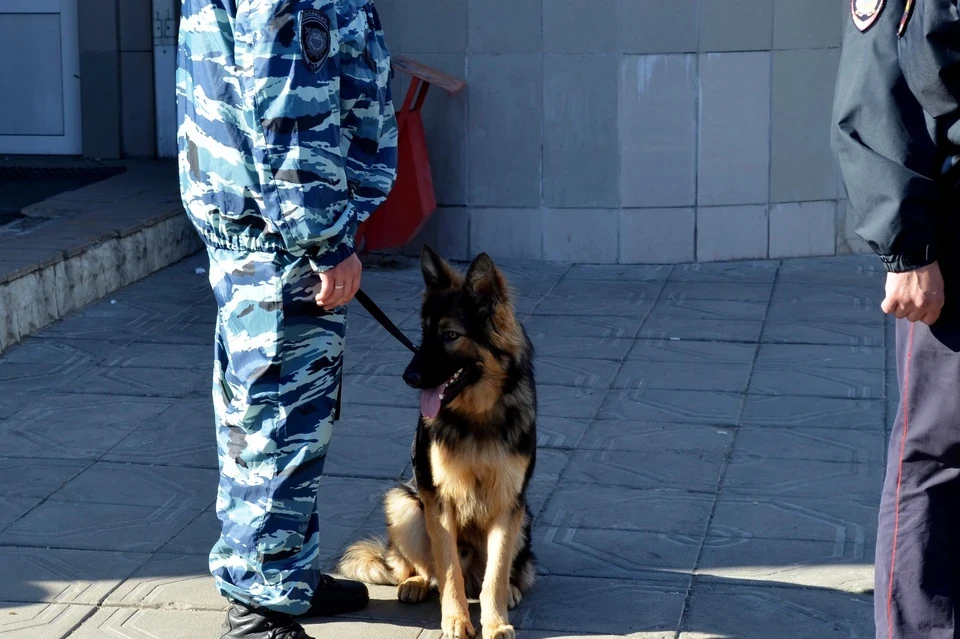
[338,245,537,639]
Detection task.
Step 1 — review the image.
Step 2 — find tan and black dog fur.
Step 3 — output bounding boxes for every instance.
[338,246,537,639]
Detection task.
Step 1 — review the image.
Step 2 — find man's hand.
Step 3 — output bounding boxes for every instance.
[881,261,945,325]
[316,253,362,311]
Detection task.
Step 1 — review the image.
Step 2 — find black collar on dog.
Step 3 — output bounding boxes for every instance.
[355,289,419,353]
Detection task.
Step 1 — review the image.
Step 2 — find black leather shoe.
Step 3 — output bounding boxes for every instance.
[304,574,370,617]
[221,603,314,639]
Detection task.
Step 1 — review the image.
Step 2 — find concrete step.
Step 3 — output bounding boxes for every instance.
[0,161,203,354]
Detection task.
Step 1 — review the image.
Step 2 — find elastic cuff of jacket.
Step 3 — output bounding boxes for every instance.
[307,222,358,273]
[879,247,937,273]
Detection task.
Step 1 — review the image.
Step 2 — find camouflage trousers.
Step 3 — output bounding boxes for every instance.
[205,246,346,615]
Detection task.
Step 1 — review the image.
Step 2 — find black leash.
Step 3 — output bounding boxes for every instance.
[354,289,419,353]
[335,289,418,422]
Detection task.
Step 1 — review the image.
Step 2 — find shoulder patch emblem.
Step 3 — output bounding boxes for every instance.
[300,9,330,73]
[852,0,885,32]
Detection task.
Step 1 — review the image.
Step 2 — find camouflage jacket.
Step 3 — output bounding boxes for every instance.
[177,0,398,271]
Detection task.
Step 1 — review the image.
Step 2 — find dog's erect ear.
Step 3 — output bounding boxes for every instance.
[465,253,509,306]
[420,244,457,291]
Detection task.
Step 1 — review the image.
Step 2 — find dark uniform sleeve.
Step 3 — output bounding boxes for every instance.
[832,0,960,273]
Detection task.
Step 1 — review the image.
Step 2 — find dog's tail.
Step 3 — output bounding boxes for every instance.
[338,536,396,585]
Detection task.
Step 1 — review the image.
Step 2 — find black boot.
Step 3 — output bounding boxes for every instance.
[303,574,370,617]
[221,602,314,639]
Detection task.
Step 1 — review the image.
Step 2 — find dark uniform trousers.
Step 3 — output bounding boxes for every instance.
[877,261,960,638]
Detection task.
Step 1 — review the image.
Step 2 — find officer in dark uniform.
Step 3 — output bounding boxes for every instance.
[832,0,960,637]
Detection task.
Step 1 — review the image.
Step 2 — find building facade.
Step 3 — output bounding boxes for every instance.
[0,1,868,263]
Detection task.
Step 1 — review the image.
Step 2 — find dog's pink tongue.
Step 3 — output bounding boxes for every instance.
[421,387,443,419]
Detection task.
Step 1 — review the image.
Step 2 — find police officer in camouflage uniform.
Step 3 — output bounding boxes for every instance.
[177,1,397,636]
[833,0,960,636]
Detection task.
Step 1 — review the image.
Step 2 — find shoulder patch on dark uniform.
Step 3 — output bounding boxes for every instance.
[300,9,330,73]
[851,0,885,32]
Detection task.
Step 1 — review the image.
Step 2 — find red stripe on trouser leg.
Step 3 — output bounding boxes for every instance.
[886,321,916,638]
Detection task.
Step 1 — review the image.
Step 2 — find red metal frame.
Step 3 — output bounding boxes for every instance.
[356,55,466,253]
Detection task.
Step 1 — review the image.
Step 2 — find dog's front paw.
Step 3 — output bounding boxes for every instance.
[442,614,476,639]
[398,576,430,604]
[483,623,515,639]
[507,585,522,610]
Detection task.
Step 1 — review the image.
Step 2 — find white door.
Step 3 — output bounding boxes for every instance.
[0,0,81,154]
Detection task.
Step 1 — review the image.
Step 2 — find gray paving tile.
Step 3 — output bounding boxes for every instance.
[678,581,873,639]
[540,485,714,535]
[102,342,211,369]
[537,415,591,449]
[755,343,884,370]
[696,536,873,593]
[135,318,217,345]
[104,552,224,611]
[597,389,742,425]
[740,395,883,430]
[523,315,643,338]
[614,360,752,392]
[0,601,96,639]
[0,497,39,531]
[305,620,426,639]
[535,525,700,581]
[103,398,217,468]
[72,365,208,397]
[777,255,883,282]
[1,499,209,553]
[325,434,413,480]
[341,374,418,409]
[526,448,570,518]
[649,298,769,321]
[708,494,878,543]
[160,507,220,556]
[660,281,773,302]
[628,339,758,364]
[346,349,417,376]
[318,583,440,627]
[564,264,670,281]
[0,458,88,500]
[527,334,632,361]
[732,427,886,464]
[0,350,99,395]
[669,261,779,284]
[761,319,883,346]
[467,633,645,639]
[560,449,725,493]
[69,606,224,639]
[48,462,216,511]
[0,336,123,366]
[639,317,765,342]
[32,299,170,341]
[537,385,607,419]
[749,365,884,399]
[723,457,883,499]
[767,298,884,325]
[0,547,148,605]
[330,404,421,440]
[534,280,661,316]
[510,575,686,635]
[534,357,621,388]
[0,393,34,419]
[0,394,174,460]
[579,422,735,455]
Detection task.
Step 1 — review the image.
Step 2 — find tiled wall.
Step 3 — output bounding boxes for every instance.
[379,0,870,263]
[78,0,156,159]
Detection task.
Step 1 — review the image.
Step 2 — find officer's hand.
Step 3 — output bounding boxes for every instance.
[316,253,362,311]
[881,261,945,325]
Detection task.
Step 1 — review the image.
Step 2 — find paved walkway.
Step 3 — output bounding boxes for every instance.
[0,251,891,638]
